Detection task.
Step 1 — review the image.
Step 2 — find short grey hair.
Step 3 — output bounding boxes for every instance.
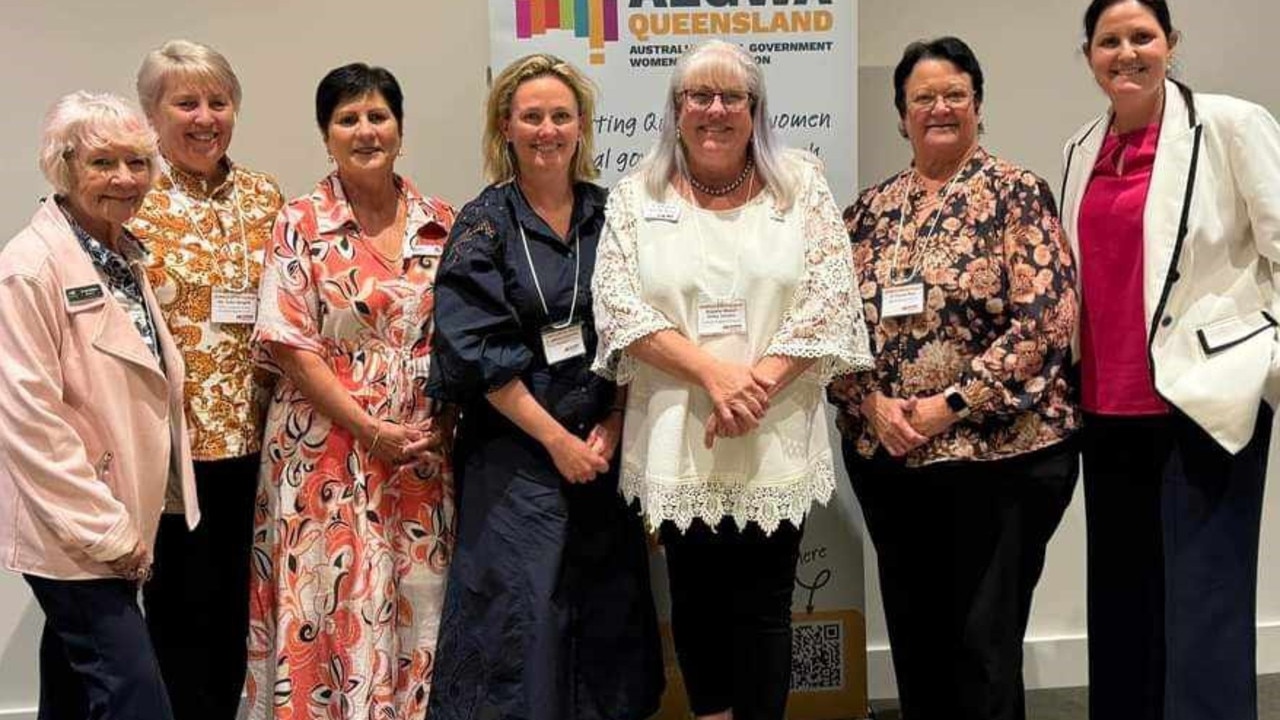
[38,91,160,194]
[638,39,802,209]
[136,39,243,118]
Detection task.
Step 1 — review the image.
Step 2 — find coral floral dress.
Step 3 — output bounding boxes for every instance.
[246,173,455,719]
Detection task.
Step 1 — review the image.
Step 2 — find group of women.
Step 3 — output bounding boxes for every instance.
[0,1,1273,719]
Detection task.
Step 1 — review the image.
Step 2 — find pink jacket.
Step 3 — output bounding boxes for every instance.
[0,199,199,580]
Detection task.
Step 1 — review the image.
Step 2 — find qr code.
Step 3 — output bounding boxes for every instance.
[790,620,844,691]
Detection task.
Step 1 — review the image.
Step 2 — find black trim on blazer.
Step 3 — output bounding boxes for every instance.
[1060,117,1104,204]
[1196,311,1279,356]
[1145,123,1204,388]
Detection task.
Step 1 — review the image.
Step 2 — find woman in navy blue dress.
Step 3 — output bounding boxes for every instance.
[425,54,663,720]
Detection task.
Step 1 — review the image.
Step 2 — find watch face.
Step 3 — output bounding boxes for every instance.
[945,390,968,413]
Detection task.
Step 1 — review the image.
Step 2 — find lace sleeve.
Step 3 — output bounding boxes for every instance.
[591,177,677,383]
[764,161,874,385]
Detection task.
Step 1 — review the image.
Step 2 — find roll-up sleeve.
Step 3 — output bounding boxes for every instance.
[0,268,138,562]
[426,202,533,403]
[764,160,874,385]
[956,172,1079,416]
[591,177,678,383]
[253,207,325,374]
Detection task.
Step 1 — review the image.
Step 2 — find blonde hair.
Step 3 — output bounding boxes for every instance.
[638,39,801,209]
[136,39,243,118]
[483,53,599,184]
[38,91,160,194]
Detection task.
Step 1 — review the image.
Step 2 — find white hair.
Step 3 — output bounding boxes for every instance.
[638,39,802,209]
[38,91,160,194]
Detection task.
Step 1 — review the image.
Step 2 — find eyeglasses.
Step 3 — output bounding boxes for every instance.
[908,90,974,111]
[681,89,753,112]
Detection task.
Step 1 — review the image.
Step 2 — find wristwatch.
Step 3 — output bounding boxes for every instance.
[944,385,971,419]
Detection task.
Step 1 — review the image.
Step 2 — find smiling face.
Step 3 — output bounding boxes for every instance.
[677,70,754,174]
[64,143,153,240]
[152,76,236,179]
[901,58,980,165]
[324,91,401,180]
[1087,1,1176,108]
[503,75,581,180]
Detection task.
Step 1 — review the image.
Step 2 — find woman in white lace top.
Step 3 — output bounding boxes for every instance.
[592,39,871,720]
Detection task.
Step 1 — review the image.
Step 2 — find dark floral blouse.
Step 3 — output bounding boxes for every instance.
[829,147,1080,466]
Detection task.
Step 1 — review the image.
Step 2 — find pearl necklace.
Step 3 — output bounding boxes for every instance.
[686,157,755,197]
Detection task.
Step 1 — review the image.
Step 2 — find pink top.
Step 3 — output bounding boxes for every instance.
[1078,122,1168,415]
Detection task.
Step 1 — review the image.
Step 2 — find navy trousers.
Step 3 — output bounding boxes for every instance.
[1082,405,1270,720]
[26,575,173,720]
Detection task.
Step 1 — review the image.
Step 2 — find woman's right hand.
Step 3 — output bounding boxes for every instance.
[701,360,774,429]
[862,391,929,457]
[107,540,152,583]
[363,420,425,466]
[547,431,609,484]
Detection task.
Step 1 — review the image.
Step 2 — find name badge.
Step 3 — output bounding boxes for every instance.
[411,354,432,379]
[541,323,586,365]
[881,283,925,319]
[211,289,259,324]
[643,202,682,223]
[698,299,748,337]
[65,284,104,305]
[404,235,445,258]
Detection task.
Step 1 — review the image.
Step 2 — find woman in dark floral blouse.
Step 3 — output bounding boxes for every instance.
[829,36,1079,720]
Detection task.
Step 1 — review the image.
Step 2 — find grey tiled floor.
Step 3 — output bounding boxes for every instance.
[866,673,1279,719]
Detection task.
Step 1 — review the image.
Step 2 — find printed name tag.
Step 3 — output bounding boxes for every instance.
[404,236,445,258]
[211,290,259,324]
[65,284,104,305]
[1197,312,1276,353]
[541,323,587,365]
[881,283,925,319]
[698,300,748,337]
[643,202,681,223]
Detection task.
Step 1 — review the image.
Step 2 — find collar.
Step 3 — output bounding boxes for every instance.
[502,179,605,242]
[161,156,236,199]
[56,197,147,267]
[313,171,450,238]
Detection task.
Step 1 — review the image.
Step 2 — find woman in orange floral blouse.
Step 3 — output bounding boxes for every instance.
[829,37,1079,720]
[127,40,283,720]
[244,63,455,720]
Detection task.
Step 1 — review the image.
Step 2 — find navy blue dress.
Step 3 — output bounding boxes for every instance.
[426,181,663,720]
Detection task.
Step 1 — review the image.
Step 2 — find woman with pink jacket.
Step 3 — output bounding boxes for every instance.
[0,91,198,720]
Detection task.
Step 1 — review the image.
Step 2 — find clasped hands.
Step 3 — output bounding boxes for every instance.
[861,390,959,457]
[547,412,624,485]
[702,361,776,449]
[364,417,452,470]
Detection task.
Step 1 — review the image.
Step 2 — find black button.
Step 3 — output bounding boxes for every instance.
[1161,316,1173,327]
[1170,271,1181,283]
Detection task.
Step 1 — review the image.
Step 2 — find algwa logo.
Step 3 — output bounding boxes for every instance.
[515,0,620,65]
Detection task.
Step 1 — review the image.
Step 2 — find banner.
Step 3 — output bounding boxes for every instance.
[489,2,865,717]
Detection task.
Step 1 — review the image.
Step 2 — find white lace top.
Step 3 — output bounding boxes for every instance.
[592,154,873,534]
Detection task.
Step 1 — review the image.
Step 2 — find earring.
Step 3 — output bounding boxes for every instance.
[326,154,335,164]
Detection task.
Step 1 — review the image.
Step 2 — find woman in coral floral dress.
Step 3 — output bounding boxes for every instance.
[245,63,455,719]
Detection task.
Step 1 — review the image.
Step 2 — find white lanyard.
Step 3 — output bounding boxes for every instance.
[519,224,580,329]
[174,171,252,292]
[889,151,973,285]
[688,172,755,301]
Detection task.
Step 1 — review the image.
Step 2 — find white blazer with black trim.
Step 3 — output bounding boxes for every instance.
[1060,80,1280,452]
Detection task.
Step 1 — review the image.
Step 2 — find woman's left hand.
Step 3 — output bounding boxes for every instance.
[401,417,452,470]
[905,393,959,438]
[585,412,624,464]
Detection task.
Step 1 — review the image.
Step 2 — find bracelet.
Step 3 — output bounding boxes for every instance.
[369,422,385,454]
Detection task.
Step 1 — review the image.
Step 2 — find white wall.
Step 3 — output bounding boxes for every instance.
[0,0,1276,715]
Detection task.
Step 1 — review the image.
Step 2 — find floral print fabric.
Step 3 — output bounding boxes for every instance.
[830,148,1079,466]
[245,173,455,720]
[131,161,283,460]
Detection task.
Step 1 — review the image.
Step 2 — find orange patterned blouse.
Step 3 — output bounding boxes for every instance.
[130,160,284,461]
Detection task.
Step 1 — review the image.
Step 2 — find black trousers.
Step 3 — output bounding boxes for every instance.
[142,453,260,720]
[661,517,804,720]
[26,575,173,720]
[844,440,1078,720]
[1082,405,1270,720]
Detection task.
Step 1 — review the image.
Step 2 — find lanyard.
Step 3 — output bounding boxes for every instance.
[174,170,252,292]
[889,150,974,285]
[519,223,580,329]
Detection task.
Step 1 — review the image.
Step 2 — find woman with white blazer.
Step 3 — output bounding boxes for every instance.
[1060,2,1280,718]
[0,92,199,720]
